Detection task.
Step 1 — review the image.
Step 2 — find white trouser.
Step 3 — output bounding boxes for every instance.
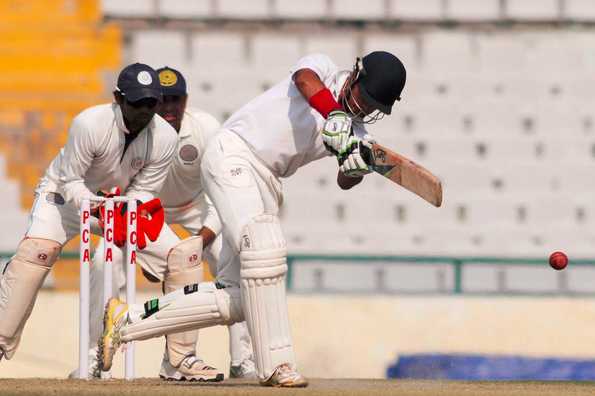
[201,130,295,380]
[200,131,283,255]
[26,191,99,243]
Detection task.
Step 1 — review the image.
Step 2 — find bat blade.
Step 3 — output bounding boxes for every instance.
[361,142,443,207]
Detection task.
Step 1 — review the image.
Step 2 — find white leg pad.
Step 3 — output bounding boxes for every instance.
[239,215,295,380]
[164,236,204,366]
[121,282,243,342]
[0,238,60,359]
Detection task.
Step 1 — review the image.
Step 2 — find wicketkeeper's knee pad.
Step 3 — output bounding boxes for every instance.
[165,236,203,291]
[239,215,295,380]
[0,238,61,358]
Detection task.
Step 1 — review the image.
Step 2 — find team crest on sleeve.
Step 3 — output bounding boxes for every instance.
[179,144,198,163]
[131,157,144,170]
[159,70,177,87]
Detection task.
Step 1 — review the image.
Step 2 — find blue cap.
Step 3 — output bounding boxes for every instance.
[116,63,161,102]
[156,66,187,96]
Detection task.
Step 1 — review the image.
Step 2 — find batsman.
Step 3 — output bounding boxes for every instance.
[0,64,179,364]
[100,51,407,387]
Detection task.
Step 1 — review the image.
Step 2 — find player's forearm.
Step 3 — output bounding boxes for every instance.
[295,69,343,119]
[337,171,363,190]
[61,180,96,209]
[197,226,217,248]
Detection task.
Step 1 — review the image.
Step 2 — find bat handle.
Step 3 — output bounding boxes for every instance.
[359,140,373,166]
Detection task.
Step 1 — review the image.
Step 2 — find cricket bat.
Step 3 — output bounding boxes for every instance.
[359,141,443,207]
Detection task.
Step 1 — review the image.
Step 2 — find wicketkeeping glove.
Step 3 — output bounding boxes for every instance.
[137,198,165,250]
[98,197,165,250]
[321,110,353,156]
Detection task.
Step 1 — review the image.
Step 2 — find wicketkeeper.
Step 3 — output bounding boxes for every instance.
[0,63,181,364]
[77,67,256,381]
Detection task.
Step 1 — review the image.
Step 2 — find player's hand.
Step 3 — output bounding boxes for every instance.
[339,138,373,178]
[322,110,353,156]
[91,188,121,218]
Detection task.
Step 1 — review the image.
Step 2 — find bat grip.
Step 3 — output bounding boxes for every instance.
[359,141,373,166]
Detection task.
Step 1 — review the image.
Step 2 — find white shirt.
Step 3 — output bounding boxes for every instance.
[159,108,222,233]
[37,103,178,208]
[223,53,368,178]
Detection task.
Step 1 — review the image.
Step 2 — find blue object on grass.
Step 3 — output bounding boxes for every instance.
[387,354,595,380]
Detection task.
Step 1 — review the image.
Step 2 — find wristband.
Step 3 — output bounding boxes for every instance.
[308,88,342,118]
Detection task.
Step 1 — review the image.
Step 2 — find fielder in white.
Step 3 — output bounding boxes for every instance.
[0,63,186,363]
[99,52,407,387]
[78,67,255,381]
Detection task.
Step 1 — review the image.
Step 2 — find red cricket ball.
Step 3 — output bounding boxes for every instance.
[549,251,568,271]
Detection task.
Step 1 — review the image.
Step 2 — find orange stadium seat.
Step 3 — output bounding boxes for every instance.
[0,0,121,215]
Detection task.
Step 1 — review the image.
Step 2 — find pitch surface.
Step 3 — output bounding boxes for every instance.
[1,379,595,396]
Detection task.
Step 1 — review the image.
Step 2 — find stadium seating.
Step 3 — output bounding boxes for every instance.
[0,0,121,210]
[446,0,501,20]
[156,0,211,18]
[275,0,328,19]
[218,0,270,18]
[506,0,560,20]
[389,0,444,20]
[5,1,595,264]
[565,0,595,20]
[101,0,155,17]
[331,0,386,20]
[40,9,595,260]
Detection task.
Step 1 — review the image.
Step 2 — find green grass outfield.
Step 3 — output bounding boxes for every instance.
[1,379,595,396]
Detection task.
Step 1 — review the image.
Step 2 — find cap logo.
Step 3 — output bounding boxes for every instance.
[137,71,153,86]
[159,70,178,87]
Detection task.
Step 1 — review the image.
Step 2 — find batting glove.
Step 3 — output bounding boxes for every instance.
[322,110,353,156]
[339,138,373,178]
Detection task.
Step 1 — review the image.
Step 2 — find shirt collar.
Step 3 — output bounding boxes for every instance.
[113,103,131,134]
[177,111,191,138]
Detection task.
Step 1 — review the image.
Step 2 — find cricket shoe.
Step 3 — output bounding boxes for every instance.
[160,355,224,382]
[260,363,308,388]
[68,347,112,379]
[229,358,257,379]
[98,298,129,372]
